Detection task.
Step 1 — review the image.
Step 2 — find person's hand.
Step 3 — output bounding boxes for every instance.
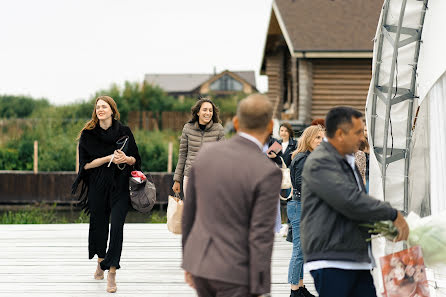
[113,150,128,164]
[172,181,181,194]
[267,151,277,159]
[184,271,195,289]
[393,211,409,241]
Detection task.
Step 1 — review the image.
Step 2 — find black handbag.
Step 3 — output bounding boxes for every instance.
[129,172,157,213]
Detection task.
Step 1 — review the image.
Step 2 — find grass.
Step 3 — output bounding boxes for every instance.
[0,204,167,224]
[149,211,167,223]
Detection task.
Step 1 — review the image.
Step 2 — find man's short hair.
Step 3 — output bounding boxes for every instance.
[325,106,363,138]
[237,94,273,132]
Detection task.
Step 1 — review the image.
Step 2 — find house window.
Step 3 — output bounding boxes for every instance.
[210,74,243,91]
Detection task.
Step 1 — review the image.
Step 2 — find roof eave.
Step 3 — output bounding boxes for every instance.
[260,1,294,74]
[292,50,373,58]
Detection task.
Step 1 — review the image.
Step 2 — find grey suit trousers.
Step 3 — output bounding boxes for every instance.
[193,275,257,297]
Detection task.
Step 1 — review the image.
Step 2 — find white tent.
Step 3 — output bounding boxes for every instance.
[365,0,446,295]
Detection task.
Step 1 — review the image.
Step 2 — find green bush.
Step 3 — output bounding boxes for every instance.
[133,130,179,172]
[0,95,50,118]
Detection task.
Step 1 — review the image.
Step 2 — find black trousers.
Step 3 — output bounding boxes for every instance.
[192,276,257,297]
[88,188,129,270]
[310,268,377,297]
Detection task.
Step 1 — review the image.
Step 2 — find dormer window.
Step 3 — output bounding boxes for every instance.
[210,74,243,91]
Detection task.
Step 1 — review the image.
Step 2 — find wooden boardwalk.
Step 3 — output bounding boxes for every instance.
[0,224,316,297]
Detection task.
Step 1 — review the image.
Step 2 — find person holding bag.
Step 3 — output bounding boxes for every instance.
[267,122,297,168]
[72,95,141,293]
[172,97,225,198]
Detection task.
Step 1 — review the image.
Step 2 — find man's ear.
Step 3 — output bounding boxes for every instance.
[334,128,344,141]
[233,116,239,132]
[267,119,274,135]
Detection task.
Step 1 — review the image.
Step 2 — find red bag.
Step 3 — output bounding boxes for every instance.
[380,245,430,297]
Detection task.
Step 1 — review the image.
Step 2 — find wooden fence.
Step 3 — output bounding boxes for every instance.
[0,171,176,205]
[128,111,235,131]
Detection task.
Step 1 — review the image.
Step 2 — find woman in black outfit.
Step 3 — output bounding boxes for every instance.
[267,122,297,167]
[72,95,141,293]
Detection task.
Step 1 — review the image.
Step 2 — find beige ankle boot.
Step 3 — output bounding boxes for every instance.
[94,262,104,280]
[107,271,117,293]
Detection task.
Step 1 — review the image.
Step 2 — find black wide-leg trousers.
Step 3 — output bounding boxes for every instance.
[88,187,129,270]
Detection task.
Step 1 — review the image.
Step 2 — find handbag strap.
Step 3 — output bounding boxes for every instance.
[279,156,287,169]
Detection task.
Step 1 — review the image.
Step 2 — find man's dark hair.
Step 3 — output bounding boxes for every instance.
[325,106,363,138]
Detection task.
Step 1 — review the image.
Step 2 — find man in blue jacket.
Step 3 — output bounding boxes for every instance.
[300,106,409,297]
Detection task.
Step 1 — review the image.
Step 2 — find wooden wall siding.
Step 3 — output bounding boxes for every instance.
[291,56,299,118]
[311,59,372,120]
[298,59,313,124]
[266,50,285,119]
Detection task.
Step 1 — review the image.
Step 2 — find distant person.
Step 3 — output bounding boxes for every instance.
[265,122,297,235]
[172,98,225,198]
[287,125,325,297]
[72,95,141,293]
[355,143,367,186]
[363,125,370,192]
[266,122,297,167]
[182,94,282,297]
[300,107,409,297]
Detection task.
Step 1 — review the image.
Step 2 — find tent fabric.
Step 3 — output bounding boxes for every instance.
[366,0,423,209]
[366,1,446,295]
[416,0,446,102]
[426,73,446,215]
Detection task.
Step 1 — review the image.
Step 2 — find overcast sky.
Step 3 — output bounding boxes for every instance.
[0,0,272,105]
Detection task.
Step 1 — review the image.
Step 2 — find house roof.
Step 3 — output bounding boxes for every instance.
[271,0,383,53]
[144,71,257,93]
[144,74,211,93]
[232,71,256,87]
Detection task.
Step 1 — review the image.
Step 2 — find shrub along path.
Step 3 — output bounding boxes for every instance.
[0,224,317,296]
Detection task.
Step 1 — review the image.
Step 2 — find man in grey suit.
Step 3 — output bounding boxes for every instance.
[181,94,282,297]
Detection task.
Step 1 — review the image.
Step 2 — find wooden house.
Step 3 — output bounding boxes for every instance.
[261,0,382,122]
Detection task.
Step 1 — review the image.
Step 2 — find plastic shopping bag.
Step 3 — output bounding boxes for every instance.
[167,194,183,234]
[380,245,430,297]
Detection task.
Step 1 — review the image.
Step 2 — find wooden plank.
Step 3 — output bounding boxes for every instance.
[311,58,370,120]
[0,224,317,296]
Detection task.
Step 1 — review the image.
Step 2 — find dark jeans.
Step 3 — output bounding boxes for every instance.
[192,276,257,297]
[310,268,376,297]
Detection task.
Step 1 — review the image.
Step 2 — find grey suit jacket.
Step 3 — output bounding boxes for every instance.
[181,134,282,295]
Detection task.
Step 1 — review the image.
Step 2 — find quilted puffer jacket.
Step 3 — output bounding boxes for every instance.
[173,120,225,182]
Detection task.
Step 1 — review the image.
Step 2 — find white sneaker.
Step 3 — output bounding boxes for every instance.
[279,224,289,237]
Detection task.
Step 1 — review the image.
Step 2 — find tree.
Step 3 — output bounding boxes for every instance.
[0,95,50,118]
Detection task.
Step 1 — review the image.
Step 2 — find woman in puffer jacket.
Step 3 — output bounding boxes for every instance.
[172,98,225,198]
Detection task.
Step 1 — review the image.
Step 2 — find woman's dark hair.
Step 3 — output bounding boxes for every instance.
[189,97,221,124]
[279,122,294,138]
[325,106,362,138]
